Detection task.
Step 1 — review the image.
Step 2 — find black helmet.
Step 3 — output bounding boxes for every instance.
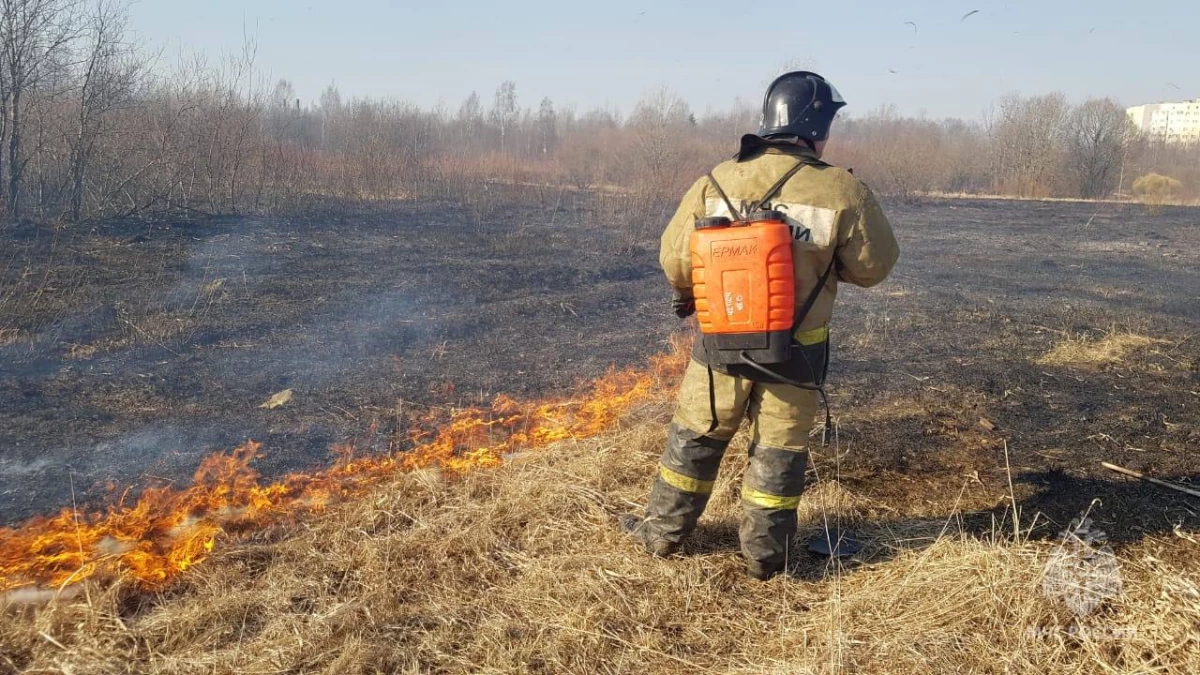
[757,71,846,142]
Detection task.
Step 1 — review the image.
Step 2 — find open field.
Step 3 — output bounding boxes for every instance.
[1,194,1198,673]
[2,195,1196,530]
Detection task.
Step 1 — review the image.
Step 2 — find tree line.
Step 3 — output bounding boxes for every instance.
[0,0,1195,224]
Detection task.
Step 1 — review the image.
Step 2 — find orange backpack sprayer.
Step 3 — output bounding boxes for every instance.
[690,159,837,442]
[691,211,795,366]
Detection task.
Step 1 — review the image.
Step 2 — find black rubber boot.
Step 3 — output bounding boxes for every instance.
[637,424,730,553]
[618,513,642,535]
[745,558,784,581]
[636,477,708,556]
[740,507,797,578]
[619,511,679,557]
[738,444,809,579]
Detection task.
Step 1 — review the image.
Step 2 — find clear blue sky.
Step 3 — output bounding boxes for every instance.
[129,0,1199,120]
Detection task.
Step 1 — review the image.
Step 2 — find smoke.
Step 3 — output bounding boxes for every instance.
[269,288,430,388]
[0,424,254,526]
[0,584,83,609]
[0,458,50,478]
[1,198,673,523]
[155,216,452,387]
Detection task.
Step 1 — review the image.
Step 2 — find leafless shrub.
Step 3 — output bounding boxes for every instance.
[835,107,947,202]
[557,132,607,190]
[0,22,1196,228]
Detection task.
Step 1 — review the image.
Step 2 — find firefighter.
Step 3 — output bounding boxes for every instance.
[622,71,899,580]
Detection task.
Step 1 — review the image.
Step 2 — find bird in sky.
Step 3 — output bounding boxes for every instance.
[1166,83,1182,90]
[889,69,900,74]
[904,21,917,33]
[961,9,980,21]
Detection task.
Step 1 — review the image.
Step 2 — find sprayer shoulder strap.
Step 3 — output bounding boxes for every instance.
[749,158,813,214]
[705,171,741,220]
[757,159,836,337]
[705,158,816,221]
[794,257,836,337]
[763,159,834,337]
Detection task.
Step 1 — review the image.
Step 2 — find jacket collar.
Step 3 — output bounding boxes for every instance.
[734,134,823,163]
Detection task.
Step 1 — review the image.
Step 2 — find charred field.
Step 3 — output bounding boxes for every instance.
[2,193,1196,537]
[0,189,684,524]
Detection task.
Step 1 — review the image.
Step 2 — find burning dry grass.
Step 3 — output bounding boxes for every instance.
[4,411,1200,673]
[0,352,682,594]
[1037,330,1160,367]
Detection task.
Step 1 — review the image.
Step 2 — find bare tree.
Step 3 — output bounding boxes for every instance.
[536,96,556,157]
[839,106,947,201]
[269,78,293,109]
[0,0,85,220]
[317,81,340,147]
[66,0,142,220]
[627,88,694,195]
[265,77,296,139]
[1065,98,1132,199]
[989,93,1069,197]
[489,80,516,154]
[457,90,481,125]
[454,90,483,153]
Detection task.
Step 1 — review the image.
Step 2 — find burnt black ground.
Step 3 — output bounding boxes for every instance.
[829,198,1199,544]
[1,194,1198,546]
[0,190,679,523]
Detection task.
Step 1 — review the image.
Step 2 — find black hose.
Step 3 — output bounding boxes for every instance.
[738,351,833,446]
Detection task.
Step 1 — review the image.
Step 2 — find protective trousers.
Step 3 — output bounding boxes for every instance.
[640,358,818,575]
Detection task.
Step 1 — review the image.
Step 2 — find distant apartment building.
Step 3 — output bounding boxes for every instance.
[1126,99,1200,144]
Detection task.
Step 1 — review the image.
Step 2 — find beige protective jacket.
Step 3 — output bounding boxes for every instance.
[659,142,899,336]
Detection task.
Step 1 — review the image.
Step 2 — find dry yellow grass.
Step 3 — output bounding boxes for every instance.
[65,343,99,359]
[0,328,22,348]
[3,404,1200,674]
[1037,331,1159,367]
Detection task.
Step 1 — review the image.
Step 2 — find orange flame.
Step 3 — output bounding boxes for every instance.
[0,348,687,593]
